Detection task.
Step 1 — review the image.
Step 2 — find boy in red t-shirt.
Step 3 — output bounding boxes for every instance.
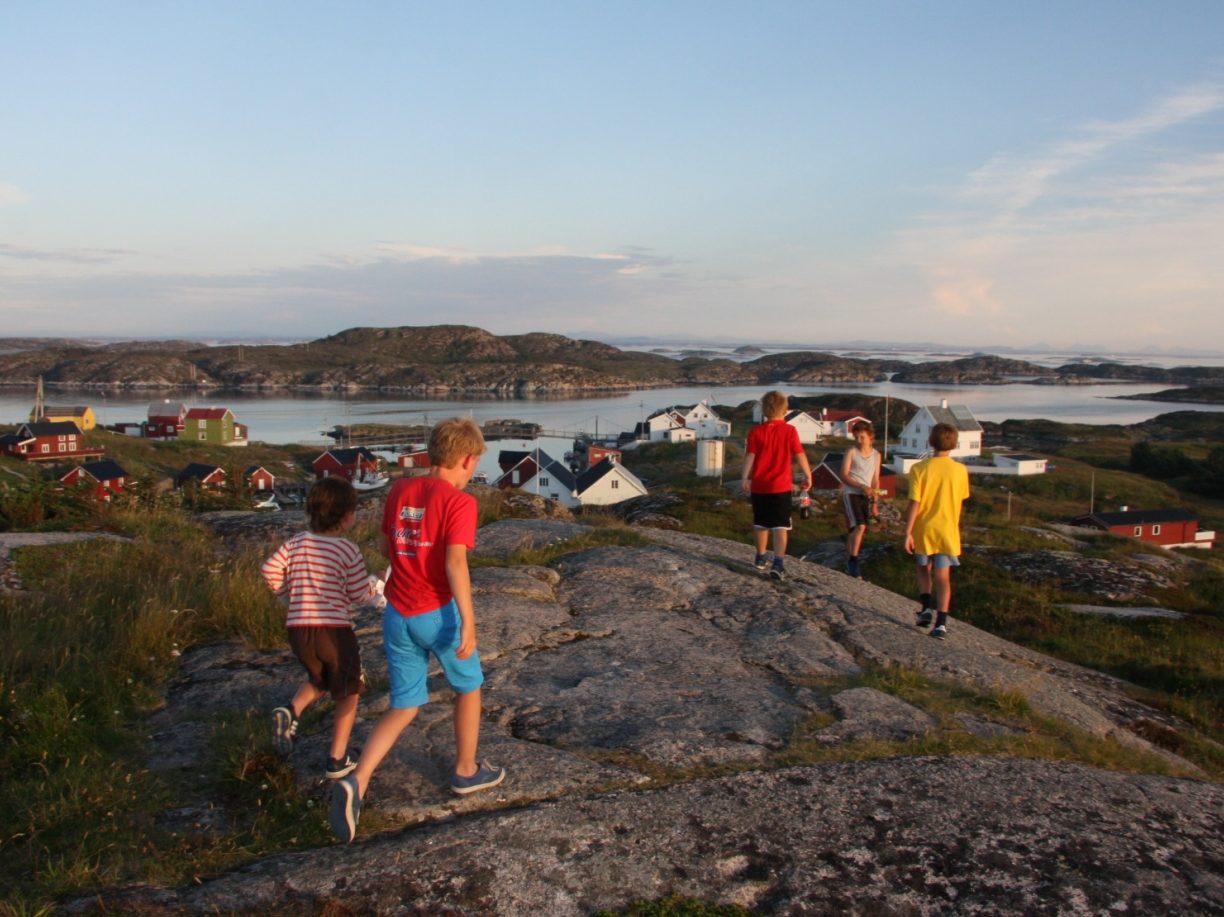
[330,418,504,843]
[741,391,812,580]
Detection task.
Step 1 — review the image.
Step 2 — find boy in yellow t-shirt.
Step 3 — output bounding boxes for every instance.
[903,423,970,639]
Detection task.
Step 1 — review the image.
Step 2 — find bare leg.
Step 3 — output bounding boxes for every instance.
[290,681,325,717]
[329,693,359,761]
[916,560,933,598]
[771,527,788,558]
[932,566,953,614]
[453,688,482,778]
[352,707,418,797]
[753,528,769,555]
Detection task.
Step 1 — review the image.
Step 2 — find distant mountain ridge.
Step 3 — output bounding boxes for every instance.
[0,324,1221,393]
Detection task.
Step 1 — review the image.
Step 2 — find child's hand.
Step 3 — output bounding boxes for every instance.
[904,533,915,554]
[457,620,477,660]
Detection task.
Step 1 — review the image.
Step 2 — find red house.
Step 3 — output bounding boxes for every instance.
[245,465,276,492]
[61,459,131,501]
[313,447,380,482]
[585,445,622,469]
[176,463,227,491]
[0,421,103,462]
[144,402,186,440]
[397,449,430,469]
[811,452,898,499]
[1072,509,1215,550]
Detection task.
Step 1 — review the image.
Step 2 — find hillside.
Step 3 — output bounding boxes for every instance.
[48,518,1224,915]
[4,325,1222,393]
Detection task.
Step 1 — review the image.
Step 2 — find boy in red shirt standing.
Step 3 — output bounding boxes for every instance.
[330,418,504,843]
[741,391,812,581]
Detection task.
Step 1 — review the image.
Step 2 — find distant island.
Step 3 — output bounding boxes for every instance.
[1,324,1222,394]
[1115,385,1224,405]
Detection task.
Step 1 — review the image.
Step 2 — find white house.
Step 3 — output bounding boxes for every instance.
[894,400,982,460]
[785,410,826,445]
[495,449,580,508]
[991,452,1048,475]
[753,403,867,439]
[575,457,649,506]
[636,402,730,441]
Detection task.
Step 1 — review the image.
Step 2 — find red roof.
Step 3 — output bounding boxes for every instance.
[185,408,231,420]
[815,409,864,422]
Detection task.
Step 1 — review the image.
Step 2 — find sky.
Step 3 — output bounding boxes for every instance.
[2,1,1224,353]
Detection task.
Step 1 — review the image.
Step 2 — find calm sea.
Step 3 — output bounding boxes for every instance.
[2,380,1221,448]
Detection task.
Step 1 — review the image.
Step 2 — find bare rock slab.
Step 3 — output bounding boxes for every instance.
[78,757,1224,916]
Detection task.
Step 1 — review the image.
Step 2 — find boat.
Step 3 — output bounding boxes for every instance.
[253,494,281,511]
[352,471,389,492]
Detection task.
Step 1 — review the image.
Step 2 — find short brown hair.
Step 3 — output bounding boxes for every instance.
[307,476,358,533]
[929,422,958,452]
[429,417,486,468]
[761,391,788,419]
[851,420,874,438]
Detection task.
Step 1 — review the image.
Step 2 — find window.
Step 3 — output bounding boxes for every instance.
[1134,526,1143,536]
[539,477,549,487]
[550,492,559,501]
[1152,525,1161,536]
[611,479,619,489]
[58,443,66,452]
[58,434,66,441]
[41,444,49,453]
[199,432,207,441]
[511,470,520,485]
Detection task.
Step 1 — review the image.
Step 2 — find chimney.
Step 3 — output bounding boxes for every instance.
[1120,505,1128,512]
[940,399,948,410]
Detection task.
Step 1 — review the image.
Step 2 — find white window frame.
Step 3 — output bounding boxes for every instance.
[1134,526,1143,536]
[1152,525,1161,536]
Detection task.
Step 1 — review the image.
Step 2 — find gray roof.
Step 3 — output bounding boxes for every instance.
[1080,508,1198,527]
[499,449,577,492]
[925,404,982,433]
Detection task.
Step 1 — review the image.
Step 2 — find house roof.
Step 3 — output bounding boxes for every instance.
[322,447,378,465]
[73,459,129,482]
[245,464,275,477]
[500,449,577,492]
[923,404,983,433]
[785,410,817,423]
[575,457,646,494]
[186,407,232,420]
[147,402,185,418]
[818,452,896,476]
[21,421,82,437]
[1082,508,1198,527]
[995,453,1043,462]
[42,405,91,416]
[0,432,30,446]
[177,462,225,483]
[498,450,531,468]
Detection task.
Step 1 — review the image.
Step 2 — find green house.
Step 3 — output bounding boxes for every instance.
[180,407,247,446]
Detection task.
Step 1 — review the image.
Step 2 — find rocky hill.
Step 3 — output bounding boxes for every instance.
[70,519,1224,915]
[6,325,1220,394]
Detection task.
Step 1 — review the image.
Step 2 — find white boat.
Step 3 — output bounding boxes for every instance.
[253,494,281,511]
[353,471,389,492]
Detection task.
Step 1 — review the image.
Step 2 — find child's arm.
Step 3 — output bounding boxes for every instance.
[446,543,477,660]
[795,450,813,491]
[903,500,920,553]
[740,452,756,492]
[260,544,289,596]
[871,452,881,493]
[343,545,375,605]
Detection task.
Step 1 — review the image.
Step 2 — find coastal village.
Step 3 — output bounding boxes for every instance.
[2,351,1222,914]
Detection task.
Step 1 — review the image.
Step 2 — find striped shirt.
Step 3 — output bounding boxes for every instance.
[261,531,373,628]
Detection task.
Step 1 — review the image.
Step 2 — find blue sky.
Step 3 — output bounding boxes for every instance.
[2,1,1223,352]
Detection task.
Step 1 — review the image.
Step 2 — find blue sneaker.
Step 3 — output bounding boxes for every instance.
[330,774,361,842]
[769,559,785,581]
[754,553,769,572]
[451,761,506,796]
[916,609,933,628]
[846,557,860,578]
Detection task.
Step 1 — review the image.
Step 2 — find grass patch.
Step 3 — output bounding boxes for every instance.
[595,898,754,917]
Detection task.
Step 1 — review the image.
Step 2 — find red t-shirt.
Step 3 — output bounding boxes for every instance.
[381,476,477,616]
[746,419,803,494]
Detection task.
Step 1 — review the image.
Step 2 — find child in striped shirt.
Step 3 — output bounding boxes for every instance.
[261,476,375,780]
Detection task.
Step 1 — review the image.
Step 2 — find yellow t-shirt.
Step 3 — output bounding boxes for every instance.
[908,455,970,556]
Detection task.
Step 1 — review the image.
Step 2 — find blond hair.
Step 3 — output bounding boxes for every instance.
[761,391,788,419]
[428,417,487,467]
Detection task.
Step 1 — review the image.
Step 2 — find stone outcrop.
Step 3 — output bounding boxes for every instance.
[70,520,1223,915]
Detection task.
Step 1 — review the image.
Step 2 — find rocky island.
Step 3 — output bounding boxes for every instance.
[3,325,1222,394]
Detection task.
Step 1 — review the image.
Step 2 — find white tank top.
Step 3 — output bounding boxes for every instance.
[844,448,879,495]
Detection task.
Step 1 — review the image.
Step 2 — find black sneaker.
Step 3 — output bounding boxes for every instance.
[846,557,860,578]
[329,774,361,842]
[272,707,298,756]
[916,609,933,628]
[930,624,948,640]
[769,561,785,581]
[754,553,769,572]
[326,754,358,780]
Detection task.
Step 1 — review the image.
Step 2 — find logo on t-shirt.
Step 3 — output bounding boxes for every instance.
[400,506,424,522]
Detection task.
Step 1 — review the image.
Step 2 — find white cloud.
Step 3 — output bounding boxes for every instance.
[0,182,28,207]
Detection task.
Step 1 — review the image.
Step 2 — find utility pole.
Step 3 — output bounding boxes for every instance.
[883,395,890,461]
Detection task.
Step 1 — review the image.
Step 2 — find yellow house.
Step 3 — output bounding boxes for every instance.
[33,405,97,431]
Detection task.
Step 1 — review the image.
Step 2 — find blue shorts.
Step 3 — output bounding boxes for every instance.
[915,553,960,570]
[383,599,484,709]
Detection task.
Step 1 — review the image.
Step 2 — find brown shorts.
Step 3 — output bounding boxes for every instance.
[288,626,364,700]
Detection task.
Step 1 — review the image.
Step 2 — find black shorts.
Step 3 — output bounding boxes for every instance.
[843,492,871,530]
[751,491,793,530]
[288,626,364,700]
